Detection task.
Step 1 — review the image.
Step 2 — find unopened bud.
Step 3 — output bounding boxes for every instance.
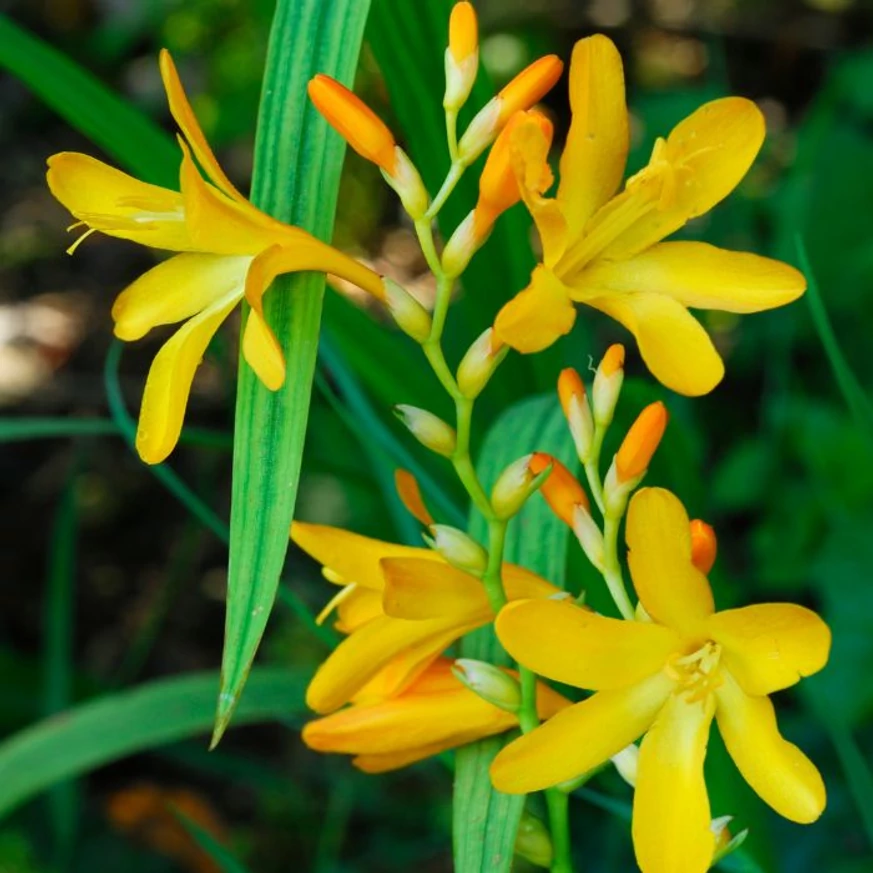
[611,743,639,788]
[427,525,488,574]
[572,504,604,572]
[514,812,553,869]
[592,344,625,427]
[558,368,594,462]
[711,816,748,865]
[690,519,717,574]
[384,148,430,219]
[384,278,432,342]
[442,210,483,278]
[453,659,521,712]
[308,75,397,174]
[444,2,479,112]
[529,452,589,527]
[457,55,563,164]
[491,453,542,519]
[395,405,456,457]
[456,328,506,397]
[394,469,434,526]
[615,402,668,483]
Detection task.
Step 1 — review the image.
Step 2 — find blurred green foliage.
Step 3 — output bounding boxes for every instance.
[1,0,872,871]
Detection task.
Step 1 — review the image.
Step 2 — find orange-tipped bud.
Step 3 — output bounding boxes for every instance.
[444,2,479,111]
[308,75,397,174]
[394,469,434,526]
[592,343,625,427]
[690,519,717,574]
[558,367,594,462]
[456,327,506,397]
[572,503,604,572]
[615,402,668,483]
[529,452,589,527]
[449,2,478,63]
[491,453,538,519]
[458,55,563,164]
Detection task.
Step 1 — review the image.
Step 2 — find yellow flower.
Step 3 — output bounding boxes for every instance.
[490,487,830,873]
[303,657,567,773]
[47,50,385,464]
[493,35,806,396]
[290,522,559,714]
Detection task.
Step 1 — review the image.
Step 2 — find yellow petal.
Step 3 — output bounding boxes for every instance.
[242,308,285,391]
[290,522,436,591]
[134,292,239,464]
[496,598,680,691]
[111,253,250,341]
[381,558,491,621]
[502,564,562,601]
[604,97,766,260]
[305,615,480,714]
[509,117,567,266]
[158,49,244,202]
[494,266,576,354]
[580,241,806,314]
[715,671,825,823]
[626,488,715,636]
[354,732,491,773]
[707,603,831,695]
[490,672,674,793]
[334,587,382,634]
[633,691,716,873]
[584,290,724,396]
[557,35,629,237]
[46,152,192,250]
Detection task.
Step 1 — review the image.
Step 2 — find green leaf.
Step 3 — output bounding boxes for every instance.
[216,0,372,743]
[454,394,576,873]
[0,668,305,820]
[0,13,178,186]
[173,810,252,873]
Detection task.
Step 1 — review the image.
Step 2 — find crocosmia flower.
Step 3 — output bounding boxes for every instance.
[490,487,830,873]
[494,35,806,396]
[47,50,385,464]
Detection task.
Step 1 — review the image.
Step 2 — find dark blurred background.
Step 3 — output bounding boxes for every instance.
[1,0,873,871]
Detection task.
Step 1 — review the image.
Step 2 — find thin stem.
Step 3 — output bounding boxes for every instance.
[545,789,574,873]
[446,108,460,163]
[602,512,635,620]
[583,429,606,516]
[425,160,464,220]
[415,218,443,276]
[480,519,509,613]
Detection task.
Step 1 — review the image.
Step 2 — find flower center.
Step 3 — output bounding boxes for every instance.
[665,640,723,703]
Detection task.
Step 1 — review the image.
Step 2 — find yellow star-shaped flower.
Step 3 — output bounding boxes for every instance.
[494,35,806,396]
[47,51,384,464]
[490,487,830,873]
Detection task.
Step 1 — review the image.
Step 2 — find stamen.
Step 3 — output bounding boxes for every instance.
[65,226,98,256]
[665,641,723,703]
[315,582,358,626]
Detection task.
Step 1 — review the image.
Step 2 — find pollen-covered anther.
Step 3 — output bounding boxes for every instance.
[666,641,724,703]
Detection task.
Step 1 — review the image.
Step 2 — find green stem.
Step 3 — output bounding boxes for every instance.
[602,512,635,620]
[480,519,509,613]
[445,108,460,163]
[545,790,574,873]
[425,160,463,220]
[582,428,606,516]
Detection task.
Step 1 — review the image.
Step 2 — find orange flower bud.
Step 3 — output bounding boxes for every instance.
[458,55,563,163]
[449,2,478,63]
[497,55,564,125]
[592,343,625,427]
[690,519,717,574]
[394,469,434,526]
[557,367,594,462]
[615,402,668,483]
[308,75,397,175]
[529,452,589,527]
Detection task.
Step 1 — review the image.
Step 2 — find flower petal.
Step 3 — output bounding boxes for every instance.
[496,598,680,691]
[290,523,435,591]
[111,253,250,341]
[395,469,434,525]
[305,615,480,714]
[353,733,489,774]
[46,152,192,250]
[604,97,766,260]
[715,671,825,823]
[381,557,491,620]
[334,587,382,634]
[557,35,629,237]
[242,307,285,391]
[584,291,723,396]
[159,49,244,202]
[580,241,806,314]
[494,266,577,354]
[708,603,831,695]
[633,691,716,873]
[502,564,562,601]
[134,291,239,464]
[490,672,674,793]
[626,488,715,636]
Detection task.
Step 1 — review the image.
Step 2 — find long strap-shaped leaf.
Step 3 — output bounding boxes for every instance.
[215,0,372,743]
[456,394,576,872]
[0,668,305,820]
